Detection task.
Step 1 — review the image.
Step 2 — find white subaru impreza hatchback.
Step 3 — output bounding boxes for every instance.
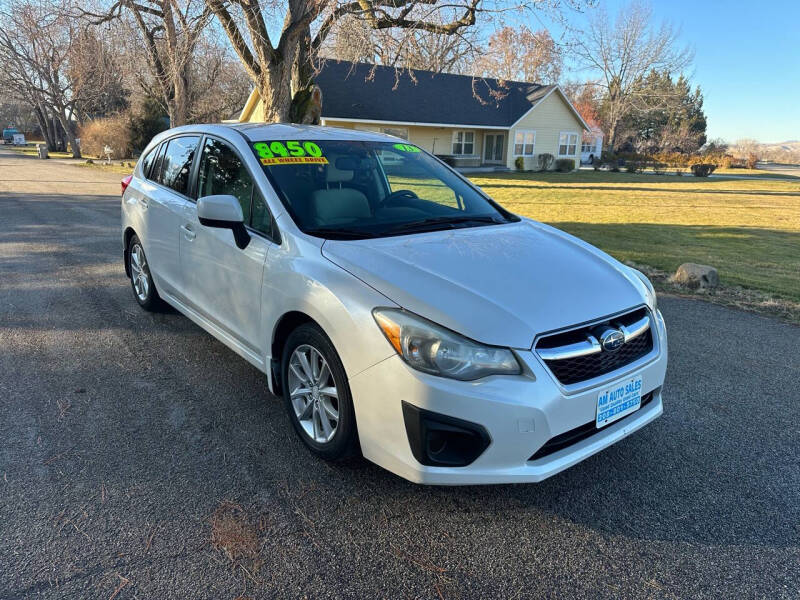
[121,123,667,485]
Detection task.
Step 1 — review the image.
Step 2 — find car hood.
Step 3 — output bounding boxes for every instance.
[322,220,648,349]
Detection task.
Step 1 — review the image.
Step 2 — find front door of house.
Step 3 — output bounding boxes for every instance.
[484,134,505,164]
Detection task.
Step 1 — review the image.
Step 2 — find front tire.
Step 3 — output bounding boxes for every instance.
[281,323,358,460]
[127,235,162,311]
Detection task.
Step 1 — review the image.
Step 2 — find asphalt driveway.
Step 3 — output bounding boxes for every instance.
[1,148,798,599]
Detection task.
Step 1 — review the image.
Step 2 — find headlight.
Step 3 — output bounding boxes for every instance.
[630,268,657,312]
[373,308,521,381]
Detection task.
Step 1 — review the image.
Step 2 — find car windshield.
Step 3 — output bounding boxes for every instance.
[251,139,517,239]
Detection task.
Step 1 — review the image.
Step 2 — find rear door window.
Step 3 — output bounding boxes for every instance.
[160,136,200,196]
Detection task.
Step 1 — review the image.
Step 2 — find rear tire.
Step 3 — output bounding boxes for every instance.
[127,235,162,311]
[281,323,359,460]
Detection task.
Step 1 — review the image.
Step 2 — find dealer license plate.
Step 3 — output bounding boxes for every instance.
[596,375,643,428]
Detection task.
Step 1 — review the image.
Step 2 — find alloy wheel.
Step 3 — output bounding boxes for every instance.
[288,344,339,444]
[130,243,150,302]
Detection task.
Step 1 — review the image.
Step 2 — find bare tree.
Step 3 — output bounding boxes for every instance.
[561,79,602,126]
[474,25,562,83]
[390,27,479,73]
[320,14,480,74]
[572,1,693,150]
[0,33,56,149]
[80,0,212,126]
[0,95,40,134]
[67,28,130,121]
[206,0,486,123]
[188,33,253,121]
[0,2,119,156]
[732,138,761,168]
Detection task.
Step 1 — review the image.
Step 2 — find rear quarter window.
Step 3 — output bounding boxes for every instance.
[139,147,157,179]
[150,143,168,183]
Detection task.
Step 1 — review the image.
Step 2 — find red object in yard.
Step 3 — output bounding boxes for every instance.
[121,174,133,195]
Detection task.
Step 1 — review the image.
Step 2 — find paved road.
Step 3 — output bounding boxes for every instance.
[1,148,798,599]
[757,162,800,179]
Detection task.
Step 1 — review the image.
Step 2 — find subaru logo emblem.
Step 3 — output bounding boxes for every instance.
[599,328,625,352]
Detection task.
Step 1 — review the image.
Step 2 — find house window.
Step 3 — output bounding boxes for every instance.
[514,130,536,156]
[559,132,578,156]
[452,131,474,155]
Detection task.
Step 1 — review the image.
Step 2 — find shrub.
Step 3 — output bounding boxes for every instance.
[555,158,574,172]
[690,163,717,177]
[701,152,733,169]
[653,151,689,168]
[746,153,759,169]
[674,169,684,176]
[601,150,617,163]
[537,153,554,171]
[729,157,747,168]
[514,156,524,171]
[78,114,132,159]
[128,97,169,154]
[592,156,601,171]
[652,162,667,175]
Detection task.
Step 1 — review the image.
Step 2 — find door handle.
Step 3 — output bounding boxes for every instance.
[180,224,196,241]
[140,197,148,209]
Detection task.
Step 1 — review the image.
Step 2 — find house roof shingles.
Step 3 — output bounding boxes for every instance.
[315,60,557,128]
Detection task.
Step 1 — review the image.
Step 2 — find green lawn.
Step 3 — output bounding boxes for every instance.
[468,170,800,302]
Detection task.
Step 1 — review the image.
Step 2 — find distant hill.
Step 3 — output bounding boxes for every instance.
[757,140,800,163]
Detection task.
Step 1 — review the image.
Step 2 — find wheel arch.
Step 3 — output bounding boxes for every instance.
[269,311,320,396]
[123,227,137,277]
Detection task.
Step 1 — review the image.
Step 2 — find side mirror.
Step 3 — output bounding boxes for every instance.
[197,194,250,250]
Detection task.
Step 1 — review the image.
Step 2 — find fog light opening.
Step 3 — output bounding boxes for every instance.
[402,402,491,467]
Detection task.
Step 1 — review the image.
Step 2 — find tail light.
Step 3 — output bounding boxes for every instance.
[121,174,133,195]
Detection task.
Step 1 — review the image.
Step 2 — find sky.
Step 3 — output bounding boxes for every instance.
[556,0,800,143]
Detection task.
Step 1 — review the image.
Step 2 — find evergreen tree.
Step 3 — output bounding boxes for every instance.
[603,70,707,153]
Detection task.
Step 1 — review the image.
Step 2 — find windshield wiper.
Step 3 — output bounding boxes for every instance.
[380,215,507,236]
[303,227,376,240]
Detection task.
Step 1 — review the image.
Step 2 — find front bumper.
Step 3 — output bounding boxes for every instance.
[349,309,668,485]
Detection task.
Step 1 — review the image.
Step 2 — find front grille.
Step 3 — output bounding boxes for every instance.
[536,307,654,385]
[528,392,654,461]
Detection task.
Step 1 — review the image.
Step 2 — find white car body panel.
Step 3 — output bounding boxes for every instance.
[179,204,271,353]
[350,308,667,484]
[322,219,649,349]
[121,123,668,485]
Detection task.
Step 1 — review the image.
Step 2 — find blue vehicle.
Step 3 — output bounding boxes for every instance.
[2,127,19,144]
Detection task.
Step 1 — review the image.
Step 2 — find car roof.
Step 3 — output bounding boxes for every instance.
[158,123,398,143]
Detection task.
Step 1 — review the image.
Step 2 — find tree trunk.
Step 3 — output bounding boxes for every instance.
[55,111,81,158]
[167,69,190,126]
[257,63,294,123]
[250,30,320,124]
[33,104,54,151]
[607,119,618,152]
[50,117,64,152]
[288,33,321,125]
